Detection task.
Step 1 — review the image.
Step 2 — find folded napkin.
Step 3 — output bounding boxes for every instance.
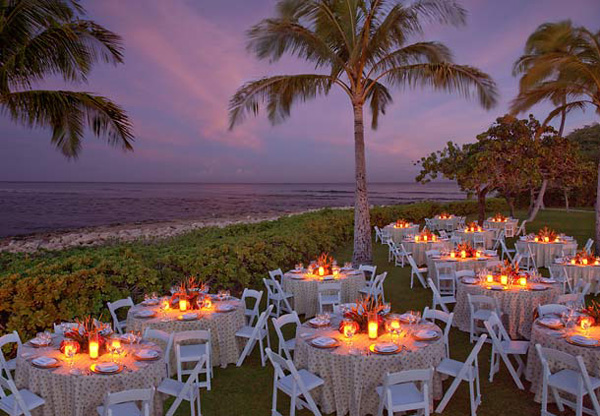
[570,335,598,346]
[136,349,159,359]
[414,329,438,340]
[374,343,397,353]
[136,310,155,317]
[32,356,57,367]
[96,362,119,372]
[217,304,235,312]
[312,337,336,347]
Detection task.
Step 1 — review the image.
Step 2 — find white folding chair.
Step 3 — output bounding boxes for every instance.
[143,328,174,376]
[174,330,212,391]
[499,239,516,263]
[269,268,284,283]
[455,270,475,280]
[266,348,324,416]
[537,304,569,318]
[439,230,448,239]
[467,294,501,344]
[359,264,377,286]
[263,278,294,318]
[516,244,537,271]
[159,357,207,416]
[376,368,433,416]
[584,238,594,254]
[422,307,453,358]
[97,387,154,416]
[425,218,434,230]
[425,249,441,258]
[492,230,505,251]
[572,280,591,298]
[374,226,383,243]
[435,334,487,416]
[434,262,456,296]
[0,369,45,416]
[0,332,22,376]
[516,220,528,236]
[450,234,463,246]
[107,297,134,334]
[556,293,585,309]
[241,288,263,326]
[317,282,341,314]
[272,312,301,361]
[473,233,486,249]
[549,265,573,293]
[484,312,529,389]
[236,305,273,367]
[408,255,427,289]
[427,278,455,314]
[535,343,600,416]
[393,243,412,268]
[359,272,387,302]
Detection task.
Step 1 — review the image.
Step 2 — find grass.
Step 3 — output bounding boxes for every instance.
[173,208,595,415]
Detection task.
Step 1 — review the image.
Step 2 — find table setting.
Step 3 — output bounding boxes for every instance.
[430,213,462,231]
[426,243,499,287]
[402,229,452,266]
[15,318,166,416]
[382,219,420,243]
[125,277,245,368]
[483,213,518,235]
[453,262,562,339]
[453,222,495,249]
[293,299,446,416]
[550,250,600,287]
[526,301,600,402]
[515,227,578,268]
[282,254,366,317]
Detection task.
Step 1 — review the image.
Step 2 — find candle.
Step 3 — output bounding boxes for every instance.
[179,298,188,312]
[583,258,589,265]
[518,277,527,287]
[204,298,212,309]
[460,250,467,259]
[162,299,170,311]
[500,275,508,286]
[415,236,419,242]
[318,266,325,276]
[89,340,99,359]
[450,251,456,259]
[423,235,428,242]
[544,237,549,243]
[534,237,539,242]
[111,339,121,350]
[390,320,401,331]
[571,259,577,265]
[486,274,494,283]
[63,344,76,358]
[368,312,378,340]
[476,251,481,258]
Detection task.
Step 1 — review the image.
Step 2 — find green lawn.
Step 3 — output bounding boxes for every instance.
[171,208,596,415]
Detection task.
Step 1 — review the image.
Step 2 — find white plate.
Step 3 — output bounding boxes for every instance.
[540,278,556,284]
[489,285,504,291]
[135,310,156,318]
[568,335,600,347]
[374,342,398,353]
[135,349,160,360]
[538,317,562,329]
[217,304,236,312]
[32,356,58,368]
[94,362,120,373]
[308,318,330,327]
[414,329,439,341]
[311,337,337,347]
[29,338,50,347]
[462,277,478,284]
[178,313,199,321]
[141,299,159,306]
[530,284,548,291]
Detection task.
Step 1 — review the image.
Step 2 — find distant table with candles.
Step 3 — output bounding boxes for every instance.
[294,312,446,416]
[430,216,461,231]
[453,229,495,249]
[402,239,452,266]
[382,223,419,243]
[125,295,245,368]
[426,254,499,288]
[515,237,578,268]
[484,218,518,235]
[550,260,600,288]
[282,269,366,318]
[526,317,600,403]
[15,334,167,416]
[454,278,562,339]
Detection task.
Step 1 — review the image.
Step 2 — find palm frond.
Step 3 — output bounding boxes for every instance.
[365,79,392,129]
[541,100,598,127]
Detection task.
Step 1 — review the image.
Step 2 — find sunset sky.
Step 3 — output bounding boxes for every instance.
[1,0,599,183]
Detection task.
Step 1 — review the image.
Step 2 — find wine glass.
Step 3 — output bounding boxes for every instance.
[65,348,76,373]
[345,325,356,347]
[582,319,592,337]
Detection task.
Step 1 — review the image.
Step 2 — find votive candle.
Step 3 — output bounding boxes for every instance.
[89,340,99,360]
[179,299,188,312]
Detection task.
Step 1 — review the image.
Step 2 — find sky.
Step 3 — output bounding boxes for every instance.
[0,0,599,183]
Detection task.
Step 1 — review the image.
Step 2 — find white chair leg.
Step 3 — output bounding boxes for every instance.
[551,386,564,412]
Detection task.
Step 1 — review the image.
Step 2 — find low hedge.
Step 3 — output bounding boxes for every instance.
[0,198,506,338]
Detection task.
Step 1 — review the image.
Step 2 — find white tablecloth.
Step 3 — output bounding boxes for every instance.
[516,240,578,268]
[382,224,420,243]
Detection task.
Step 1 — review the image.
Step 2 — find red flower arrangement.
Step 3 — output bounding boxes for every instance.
[64,316,110,353]
[340,296,387,335]
[171,276,209,310]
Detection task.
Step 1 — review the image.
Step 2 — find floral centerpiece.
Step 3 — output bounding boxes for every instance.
[483,260,523,286]
[339,296,387,335]
[171,276,209,311]
[394,219,412,228]
[437,212,452,220]
[535,226,558,243]
[580,301,600,326]
[450,242,478,259]
[308,253,335,276]
[570,250,599,266]
[63,316,111,353]
[464,222,483,232]
[491,213,507,222]
[414,228,437,242]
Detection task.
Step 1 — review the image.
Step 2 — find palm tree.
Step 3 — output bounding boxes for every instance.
[0,0,133,158]
[229,0,497,264]
[511,21,600,252]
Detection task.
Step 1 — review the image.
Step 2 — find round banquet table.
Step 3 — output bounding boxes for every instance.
[515,239,578,268]
[454,280,562,339]
[402,240,451,266]
[125,296,245,368]
[382,223,419,243]
[426,255,499,288]
[15,335,167,416]
[430,217,461,231]
[294,315,446,416]
[484,218,518,235]
[550,262,600,287]
[282,270,366,318]
[453,229,495,249]
[526,320,600,403]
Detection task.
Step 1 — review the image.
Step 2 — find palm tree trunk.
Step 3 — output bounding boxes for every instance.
[558,108,566,137]
[596,159,600,256]
[352,102,372,266]
[527,178,548,222]
[477,187,488,225]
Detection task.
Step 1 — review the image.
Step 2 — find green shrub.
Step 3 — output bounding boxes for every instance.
[0,199,506,338]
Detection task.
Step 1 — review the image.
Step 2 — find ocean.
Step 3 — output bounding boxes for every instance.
[0,182,464,237]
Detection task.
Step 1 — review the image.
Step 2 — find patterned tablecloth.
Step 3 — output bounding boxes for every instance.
[294,315,446,416]
[426,256,499,288]
[382,224,420,243]
[550,262,600,287]
[402,240,452,266]
[453,229,495,249]
[516,240,578,268]
[526,321,600,403]
[430,217,461,231]
[282,270,366,318]
[454,281,562,339]
[126,297,245,368]
[15,335,167,416]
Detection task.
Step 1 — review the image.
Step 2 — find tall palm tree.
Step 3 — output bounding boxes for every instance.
[511,21,600,252]
[0,0,133,158]
[229,0,497,264]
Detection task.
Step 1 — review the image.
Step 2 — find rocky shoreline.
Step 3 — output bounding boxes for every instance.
[0,206,353,253]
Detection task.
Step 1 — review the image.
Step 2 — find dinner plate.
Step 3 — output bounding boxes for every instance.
[567,335,600,348]
[530,284,548,291]
[90,362,123,374]
[216,304,236,313]
[539,278,557,284]
[290,274,306,280]
[370,342,401,355]
[413,329,440,341]
[488,285,504,291]
[399,313,417,323]
[134,349,161,361]
[308,318,330,328]
[135,310,156,319]
[141,299,159,306]
[31,356,61,369]
[29,338,51,348]
[289,269,303,274]
[537,317,563,329]
[178,313,199,321]
[309,336,339,349]
[461,277,478,285]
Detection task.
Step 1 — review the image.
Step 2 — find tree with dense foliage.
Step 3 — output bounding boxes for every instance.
[0,0,133,157]
[568,123,600,163]
[511,21,600,252]
[228,0,498,264]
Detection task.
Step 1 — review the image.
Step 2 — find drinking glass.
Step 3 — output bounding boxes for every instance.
[65,348,75,373]
[582,319,592,337]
